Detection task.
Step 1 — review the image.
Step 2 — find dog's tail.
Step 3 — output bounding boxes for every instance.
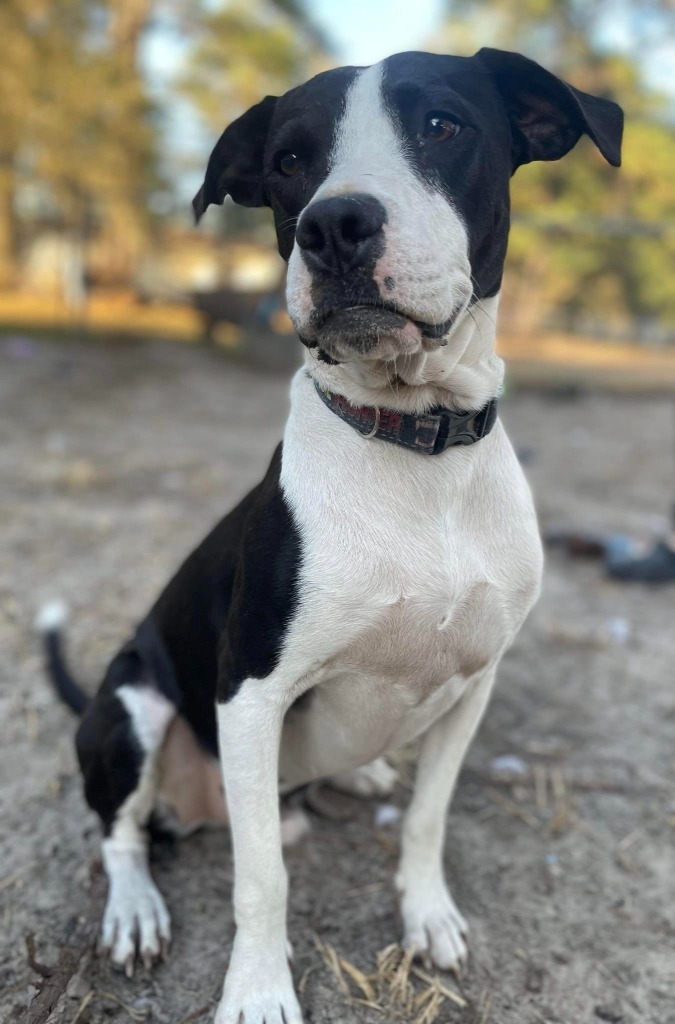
[34,601,89,716]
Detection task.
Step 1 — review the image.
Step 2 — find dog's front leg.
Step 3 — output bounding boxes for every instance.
[397,667,496,972]
[215,683,302,1024]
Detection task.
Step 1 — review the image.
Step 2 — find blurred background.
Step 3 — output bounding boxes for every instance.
[1,0,674,375]
[3,4,675,1024]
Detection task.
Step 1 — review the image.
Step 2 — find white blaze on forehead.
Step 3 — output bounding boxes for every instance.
[325,63,403,188]
[286,59,474,344]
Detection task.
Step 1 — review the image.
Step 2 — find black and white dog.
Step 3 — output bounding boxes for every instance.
[40,49,622,1024]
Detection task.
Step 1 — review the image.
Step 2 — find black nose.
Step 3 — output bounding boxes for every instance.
[296,193,386,275]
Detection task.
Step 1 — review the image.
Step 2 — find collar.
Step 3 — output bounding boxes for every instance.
[313,380,498,456]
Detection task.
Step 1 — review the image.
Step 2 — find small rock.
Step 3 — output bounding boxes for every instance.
[374,803,401,827]
[605,617,631,646]
[594,1005,623,1023]
[525,963,545,993]
[490,754,527,776]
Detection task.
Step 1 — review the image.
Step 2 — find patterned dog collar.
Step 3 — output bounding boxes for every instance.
[314,381,498,456]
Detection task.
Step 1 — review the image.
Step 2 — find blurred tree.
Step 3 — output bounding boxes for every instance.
[0,0,37,286]
[0,0,161,289]
[178,0,328,238]
[437,0,675,338]
[179,0,327,131]
[108,0,152,68]
[0,0,327,288]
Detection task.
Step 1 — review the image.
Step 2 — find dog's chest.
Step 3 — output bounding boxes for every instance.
[282,380,539,702]
[277,381,542,778]
[311,528,512,751]
[340,570,503,691]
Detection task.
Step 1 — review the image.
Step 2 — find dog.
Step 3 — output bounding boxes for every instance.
[39,48,622,1024]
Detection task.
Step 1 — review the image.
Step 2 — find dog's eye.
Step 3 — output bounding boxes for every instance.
[275,151,302,177]
[423,114,460,142]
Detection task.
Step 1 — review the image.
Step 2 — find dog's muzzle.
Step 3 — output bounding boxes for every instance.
[296,193,387,277]
[292,191,464,361]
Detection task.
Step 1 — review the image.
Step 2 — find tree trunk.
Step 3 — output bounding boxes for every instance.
[0,168,17,289]
[108,0,152,69]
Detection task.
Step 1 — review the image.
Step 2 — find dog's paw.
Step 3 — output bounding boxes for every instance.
[99,842,171,976]
[328,757,399,798]
[397,875,468,973]
[215,941,302,1024]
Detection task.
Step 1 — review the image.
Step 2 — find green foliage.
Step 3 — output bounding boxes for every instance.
[177,0,327,241]
[179,4,307,130]
[178,1,324,131]
[441,0,675,334]
[0,0,326,284]
[0,0,161,280]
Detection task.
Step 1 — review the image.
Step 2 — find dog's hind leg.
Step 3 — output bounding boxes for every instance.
[396,666,497,972]
[76,654,176,976]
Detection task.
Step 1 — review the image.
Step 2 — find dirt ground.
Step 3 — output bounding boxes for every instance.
[1,334,674,1024]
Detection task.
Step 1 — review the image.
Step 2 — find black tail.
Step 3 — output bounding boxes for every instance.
[35,602,89,716]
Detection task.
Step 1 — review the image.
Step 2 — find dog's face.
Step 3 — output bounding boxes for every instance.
[195,49,622,364]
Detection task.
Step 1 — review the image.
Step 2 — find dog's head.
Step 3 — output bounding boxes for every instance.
[194,50,622,364]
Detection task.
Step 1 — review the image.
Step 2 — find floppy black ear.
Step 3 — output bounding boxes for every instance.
[477,48,623,170]
[192,95,278,223]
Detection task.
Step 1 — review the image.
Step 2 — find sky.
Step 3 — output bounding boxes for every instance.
[311,0,446,65]
[311,0,675,92]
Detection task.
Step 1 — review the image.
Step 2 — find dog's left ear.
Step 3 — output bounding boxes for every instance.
[193,95,278,223]
[477,48,623,170]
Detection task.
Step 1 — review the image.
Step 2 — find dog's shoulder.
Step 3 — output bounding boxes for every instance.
[151,443,292,620]
[206,442,303,702]
[140,441,301,711]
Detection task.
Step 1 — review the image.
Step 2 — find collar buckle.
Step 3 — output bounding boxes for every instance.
[362,405,381,439]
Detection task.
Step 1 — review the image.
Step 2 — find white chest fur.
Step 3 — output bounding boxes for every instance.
[277,370,543,782]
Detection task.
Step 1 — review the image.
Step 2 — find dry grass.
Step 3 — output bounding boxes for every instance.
[481,760,578,839]
[314,937,468,1023]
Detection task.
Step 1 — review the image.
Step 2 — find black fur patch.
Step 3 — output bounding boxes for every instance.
[381,52,513,300]
[75,646,148,832]
[264,67,360,261]
[217,444,302,701]
[75,443,301,835]
[136,443,302,735]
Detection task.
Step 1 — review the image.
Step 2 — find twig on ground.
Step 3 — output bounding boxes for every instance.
[17,868,104,1024]
[18,917,97,1024]
[313,935,350,996]
[70,989,94,1024]
[97,990,149,1021]
[533,764,548,813]
[176,1003,212,1024]
[486,788,539,828]
[410,965,468,1008]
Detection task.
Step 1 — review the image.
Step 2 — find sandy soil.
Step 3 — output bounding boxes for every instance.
[1,334,674,1024]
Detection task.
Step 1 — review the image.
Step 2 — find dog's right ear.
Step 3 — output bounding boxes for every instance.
[192,95,278,224]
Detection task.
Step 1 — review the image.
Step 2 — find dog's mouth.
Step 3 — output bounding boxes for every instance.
[299,301,461,360]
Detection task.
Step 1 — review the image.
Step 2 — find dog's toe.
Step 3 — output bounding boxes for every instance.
[108,922,137,976]
[399,877,469,973]
[100,874,171,974]
[403,914,468,973]
[426,915,468,972]
[215,941,303,1024]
